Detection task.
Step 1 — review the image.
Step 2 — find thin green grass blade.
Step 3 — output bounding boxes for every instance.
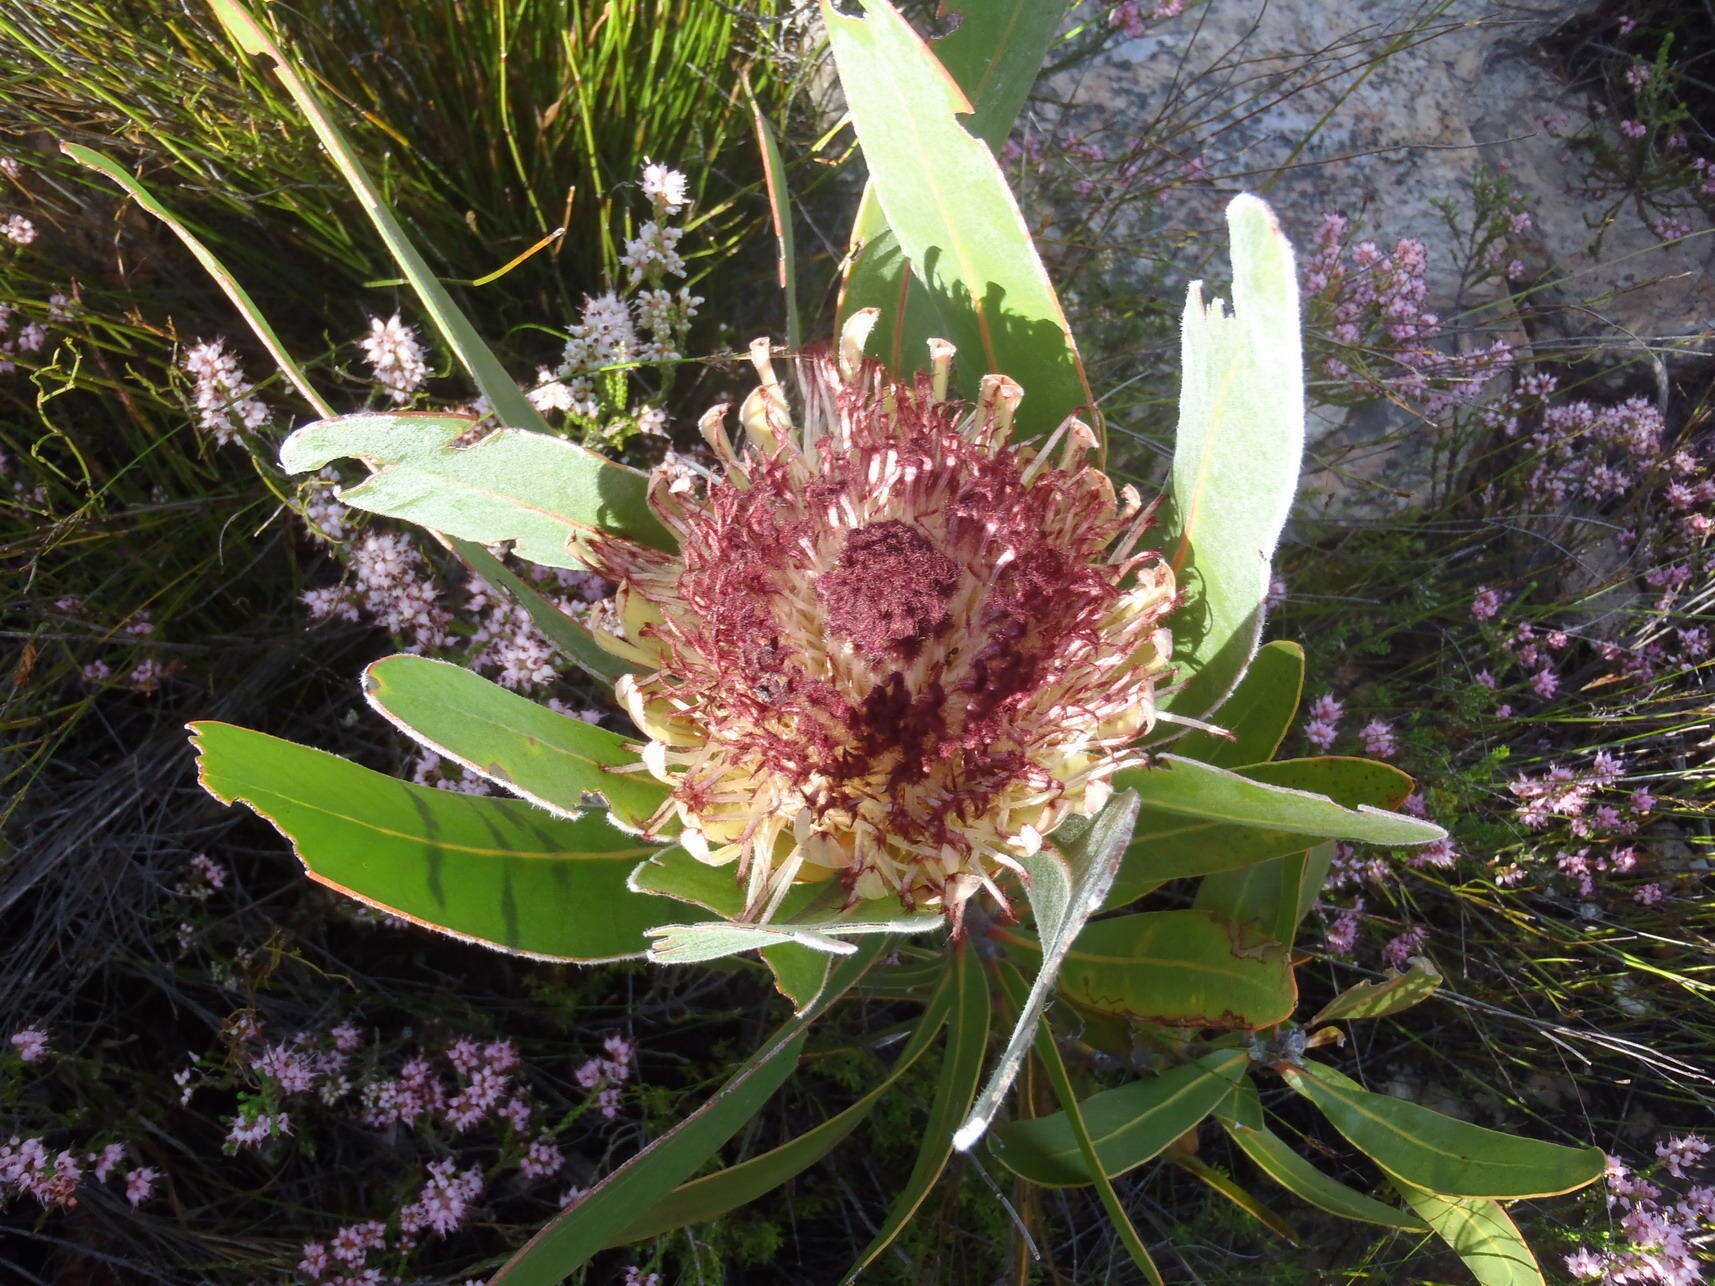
[843,943,992,1281]
[608,963,955,1245]
[746,75,800,350]
[995,961,1166,1285]
[59,142,334,419]
[491,939,887,1284]
[203,0,550,434]
[1171,1151,1300,1243]
[952,790,1138,1152]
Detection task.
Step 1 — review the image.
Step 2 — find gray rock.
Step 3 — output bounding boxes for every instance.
[1052,0,1715,513]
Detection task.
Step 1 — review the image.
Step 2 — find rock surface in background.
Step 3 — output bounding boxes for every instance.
[1052,0,1715,515]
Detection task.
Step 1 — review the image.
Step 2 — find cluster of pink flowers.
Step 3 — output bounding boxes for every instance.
[303,531,454,650]
[0,1135,159,1211]
[464,566,608,694]
[1302,692,1343,751]
[359,313,429,403]
[1107,0,1188,36]
[181,337,271,445]
[1300,692,1401,761]
[1,211,36,245]
[1565,1139,1713,1284]
[1505,750,1664,904]
[1300,211,1513,410]
[59,599,182,697]
[150,1012,640,1278]
[0,300,47,375]
[573,1032,635,1121]
[9,1026,50,1063]
[399,1158,485,1240]
[225,1109,293,1152]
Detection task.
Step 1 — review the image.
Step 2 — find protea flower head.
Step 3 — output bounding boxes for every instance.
[585,310,1176,931]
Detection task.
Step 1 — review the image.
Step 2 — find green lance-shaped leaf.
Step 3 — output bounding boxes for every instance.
[629,848,827,1005]
[280,413,672,568]
[1398,1183,1546,1286]
[361,654,667,831]
[837,0,1066,386]
[1161,194,1305,722]
[610,964,955,1246]
[1314,958,1444,1025]
[1106,754,1422,909]
[624,850,939,980]
[1168,640,1305,768]
[989,1048,1250,1187]
[844,944,992,1281]
[1049,908,1297,1030]
[746,78,801,351]
[644,912,942,966]
[1127,755,1437,843]
[493,939,886,1285]
[823,0,1092,441]
[188,722,671,962]
[1282,1061,1605,1200]
[952,791,1138,1152]
[1215,1081,1428,1232]
[1195,841,1336,945]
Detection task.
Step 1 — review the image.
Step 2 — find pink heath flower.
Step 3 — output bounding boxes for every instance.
[639,160,689,214]
[1408,838,1456,870]
[1302,718,1338,751]
[124,1166,159,1207]
[1307,693,1344,724]
[1358,718,1398,757]
[1324,901,1364,956]
[329,1219,386,1265]
[520,1136,564,1180]
[90,1143,127,1182]
[1634,883,1665,906]
[0,213,36,245]
[359,313,428,403]
[1657,1134,1711,1178]
[9,1028,49,1063]
[1469,585,1506,620]
[1383,926,1428,970]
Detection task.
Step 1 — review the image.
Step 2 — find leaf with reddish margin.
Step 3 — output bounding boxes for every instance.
[188,721,671,962]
